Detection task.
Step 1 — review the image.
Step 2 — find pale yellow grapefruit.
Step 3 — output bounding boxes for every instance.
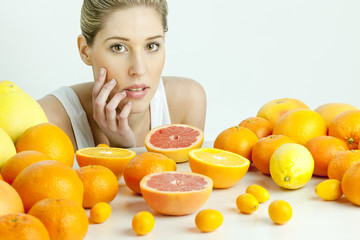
[0,128,16,169]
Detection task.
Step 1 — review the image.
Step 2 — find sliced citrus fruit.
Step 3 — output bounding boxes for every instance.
[188,148,250,188]
[144,124,204,163]
[140,171,213,216]
[75,147,136,179]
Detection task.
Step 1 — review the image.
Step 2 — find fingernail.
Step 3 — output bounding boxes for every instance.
[121,91,126,96]
[100,68,105,75]
[127,101,132,105]
[110,79,116,85]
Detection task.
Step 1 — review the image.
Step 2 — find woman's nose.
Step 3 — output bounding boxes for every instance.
[128,53,146,77]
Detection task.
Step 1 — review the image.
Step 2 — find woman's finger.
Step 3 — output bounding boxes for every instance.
[92,68,107,99]
[105,92,126,131]
[117,101,132,131]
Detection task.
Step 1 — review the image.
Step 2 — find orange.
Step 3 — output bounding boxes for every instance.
[238,117,273,139]
[213,126,259,160]
[304,136,349,177]
[245,184,270,203]
[236,193,259,214]
[315,103,358,130]
[90,202,112,224]
[144,124,204,163]
[0,213,50,240]
[327,150,360,181]
[273,109,327,145]
[12,160,83,212]
[1,150,50,184]
[0,180,24,217]
[96,143,109,147]
[123,152,177,194]
[15,123,74,167]
[28,198,89,240]
[189,148,250,188]
[257,98,309,127]
[268,200,292,224]
[328,110,360,149]
[251,135,294,175]
[0,174,3,181]
[76,147,136,179]
[342,163,360,205]
[132,211,155,235]
[76,165,119,208]
[195,209,223,232]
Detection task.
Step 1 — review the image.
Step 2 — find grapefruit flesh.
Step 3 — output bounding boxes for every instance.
[144,124,204,163]
[140,172,213,216]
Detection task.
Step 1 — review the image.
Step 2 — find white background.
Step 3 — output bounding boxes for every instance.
[1,0,359,141]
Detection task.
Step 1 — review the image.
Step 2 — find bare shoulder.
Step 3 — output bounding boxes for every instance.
[162,76,206,130]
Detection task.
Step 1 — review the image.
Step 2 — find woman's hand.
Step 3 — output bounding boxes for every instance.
[92,68,136,148]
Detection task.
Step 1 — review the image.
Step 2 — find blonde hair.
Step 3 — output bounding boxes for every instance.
[80,0,168,46]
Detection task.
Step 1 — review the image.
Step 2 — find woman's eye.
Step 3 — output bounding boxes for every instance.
[146,43,159,51]
[111,44,126,53]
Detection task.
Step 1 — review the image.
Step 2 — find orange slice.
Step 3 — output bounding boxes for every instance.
[189,148,250,188]
[76,147,136,179]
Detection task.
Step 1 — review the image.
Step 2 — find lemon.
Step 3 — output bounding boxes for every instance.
[315,179,343,201]
[132,211,155,235]
[195,209,223,232]
[270,143,314,189]
[0,128,16,168]
[0,81,48,143]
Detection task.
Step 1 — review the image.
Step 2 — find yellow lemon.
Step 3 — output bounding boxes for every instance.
[90,202,112,223]
[132,211,155,235]
[195,209,223,232]
[245,184,270,203]
[0,81,48,143]
[270,143,314,189]
[0,128,16,168]
[315,179,343,201]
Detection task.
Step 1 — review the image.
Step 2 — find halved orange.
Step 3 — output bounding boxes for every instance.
[188,148,250,188]
[76,147,136,179]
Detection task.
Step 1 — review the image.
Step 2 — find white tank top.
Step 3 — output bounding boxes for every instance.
[50,79,171,149]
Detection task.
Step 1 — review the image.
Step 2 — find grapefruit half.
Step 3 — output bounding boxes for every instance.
[144,124,204,163]
[140,171,213,215]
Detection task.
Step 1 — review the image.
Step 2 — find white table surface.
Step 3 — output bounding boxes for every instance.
[79,142,360,240]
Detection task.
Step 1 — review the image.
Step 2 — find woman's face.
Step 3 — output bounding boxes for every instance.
[89,6,165,113]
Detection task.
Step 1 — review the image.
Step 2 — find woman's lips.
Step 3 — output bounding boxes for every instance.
[124,84,149,99]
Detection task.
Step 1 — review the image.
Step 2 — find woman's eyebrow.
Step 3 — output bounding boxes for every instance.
[104,35,164,43]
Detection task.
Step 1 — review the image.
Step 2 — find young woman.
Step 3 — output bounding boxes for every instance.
[38,0,206,150]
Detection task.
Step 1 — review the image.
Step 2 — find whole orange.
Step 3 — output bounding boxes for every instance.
[15,123,74,167]
[1,150,50,184]
[123,152,177,194]
[0,213,50,240]
[273,109,327,145]
[342,163,360,205]
[314,103,358,130]
[28,198,89,240]
[328,110,360,150]
[12,160,83,212]
[213,126,259,160]
[238,117,273,139]
[251,135,294,175]
[327,150,360,181]
[76,165,119,208]
[257,98,309,127]
[0,180,24,217]
[304,136,349,177]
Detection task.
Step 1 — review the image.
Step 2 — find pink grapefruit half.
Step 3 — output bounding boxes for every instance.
[140,171,213,216]
[144,124,204,163]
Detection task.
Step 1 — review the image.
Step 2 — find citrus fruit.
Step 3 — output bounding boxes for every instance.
[28,198,89,240]
[15,123,74,167]
[123,152,176,194]
[195,209,223,232]
[0,213,50,240]
[341,162,360,205]
[0,174,3,181]
[328,110,360,149]
[315,103,358,129]
[238,116,273,139]
[189,148,250,188]
[132,211,155,235]
[273,109,327,145]
[315,179,343,201]
[144,124,204,163]
[245,184,270,203]
[140,171,213,215]
[76,147,136,179]
[327,150,360,181]
[76,165,119,208]
[1,150,50,184]
[0,180,24,217]
[304,136,349,177]
[96,143,109,147]
[270,143,314,189]
[236,193,259,214]
[252,135,294,175]
[90,202,112,224]
[213,126,259,160]
[256,98,309,127]
[0,80,48,143]
[0,128,16,169]
[12,160,83,211]
[268,200,292,224]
